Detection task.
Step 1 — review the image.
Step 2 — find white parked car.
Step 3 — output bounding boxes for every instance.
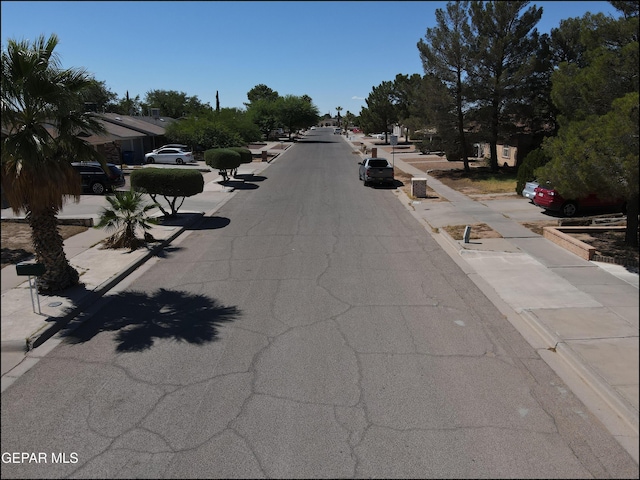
[152,144,189,152]
[145,147,195,165]
[521,180,540,201]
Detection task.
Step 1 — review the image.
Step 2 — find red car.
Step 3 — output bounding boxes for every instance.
[533,185,626,217]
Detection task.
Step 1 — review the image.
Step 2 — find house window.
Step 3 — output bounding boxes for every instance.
[502,145,511,158]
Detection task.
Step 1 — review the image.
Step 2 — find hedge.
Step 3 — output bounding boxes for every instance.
[130,168,204,216]
[228,147,253,164]
[204,148,242,182]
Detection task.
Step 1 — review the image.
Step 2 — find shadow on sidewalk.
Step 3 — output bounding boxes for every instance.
[60,288,240,352]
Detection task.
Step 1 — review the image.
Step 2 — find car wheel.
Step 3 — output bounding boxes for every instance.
[147,157,155,164]
[561,201,578,217]
[176,158,184,165]
[91,182,106,195]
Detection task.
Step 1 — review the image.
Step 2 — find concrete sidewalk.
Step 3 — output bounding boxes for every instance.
[1,133,638,463]
[345,133,639,462]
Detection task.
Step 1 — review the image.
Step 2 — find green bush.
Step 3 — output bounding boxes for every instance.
[204,148,242,182]
[228,147,253,164]
[515,148,551,195]
[130,168,204,216]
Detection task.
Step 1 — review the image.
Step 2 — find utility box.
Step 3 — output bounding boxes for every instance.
[411,178,428,198]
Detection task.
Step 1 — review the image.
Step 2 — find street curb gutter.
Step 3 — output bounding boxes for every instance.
[24,215,200,351]
[394,186,639,463]
[20,158,282,351]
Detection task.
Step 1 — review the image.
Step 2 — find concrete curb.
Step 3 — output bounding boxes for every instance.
[24,214,202,351]
[519,308,639,435]
[19,157,282,351]
[393,173,639,462]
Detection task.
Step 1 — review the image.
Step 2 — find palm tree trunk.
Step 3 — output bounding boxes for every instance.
[27,206,79,293]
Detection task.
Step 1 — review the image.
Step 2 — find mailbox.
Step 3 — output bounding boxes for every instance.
[15,262,46,314]
[16,262,46,276]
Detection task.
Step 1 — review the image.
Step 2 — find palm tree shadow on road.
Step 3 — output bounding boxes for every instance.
[61,288,241,352]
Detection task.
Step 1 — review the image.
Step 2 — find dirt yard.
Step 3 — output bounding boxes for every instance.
[1,223,88,269]
[394,165,638,264]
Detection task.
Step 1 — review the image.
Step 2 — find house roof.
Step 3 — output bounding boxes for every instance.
[3,113,172,147]
[100,113,171,136]
[82,119,147,145]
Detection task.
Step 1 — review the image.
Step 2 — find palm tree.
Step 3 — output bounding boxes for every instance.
[336,106,343,127]
[1,34,106,293]
[96,191,159,251]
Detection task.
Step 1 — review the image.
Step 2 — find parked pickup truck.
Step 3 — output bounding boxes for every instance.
[358,157,394,186]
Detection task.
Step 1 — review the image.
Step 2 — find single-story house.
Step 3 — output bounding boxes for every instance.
[96,113,176,164]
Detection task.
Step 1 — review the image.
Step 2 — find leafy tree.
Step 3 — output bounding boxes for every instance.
[418,1,473,169]
[76,78,118,112]
[111,90,143,116]
[245,84,279,107]
[212,107,261,144]
[1,34,106,292]
[96,190,158,250]
[142,89,212,118]
[165,114,243,151]
[246,98,281,140]
[468,1,543,171]
[278,95,320,139]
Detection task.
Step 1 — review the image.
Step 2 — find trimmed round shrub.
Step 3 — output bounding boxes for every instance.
[131,168,204,197]
[204,148,242,171]
[228,147,253,164]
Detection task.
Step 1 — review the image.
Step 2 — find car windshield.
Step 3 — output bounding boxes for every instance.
[369,159,389,168]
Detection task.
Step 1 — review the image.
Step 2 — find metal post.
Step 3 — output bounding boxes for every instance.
[27,274,42,314]
[463,226,471,243]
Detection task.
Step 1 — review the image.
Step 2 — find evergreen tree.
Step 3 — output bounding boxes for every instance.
[539,5,639,246]
[468,0,543,171]
[360,81,398,142]
[391,73,425,144]
[418,1,473,170]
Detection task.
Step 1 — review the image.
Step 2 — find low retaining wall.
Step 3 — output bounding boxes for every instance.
[543,226,626,261]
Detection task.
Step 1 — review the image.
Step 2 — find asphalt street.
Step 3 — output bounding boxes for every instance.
[1,129,637,478]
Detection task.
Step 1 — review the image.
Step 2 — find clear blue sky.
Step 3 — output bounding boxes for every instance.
[1,1,621,117]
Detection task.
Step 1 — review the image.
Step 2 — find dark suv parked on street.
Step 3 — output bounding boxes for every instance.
[71,162,125,195]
